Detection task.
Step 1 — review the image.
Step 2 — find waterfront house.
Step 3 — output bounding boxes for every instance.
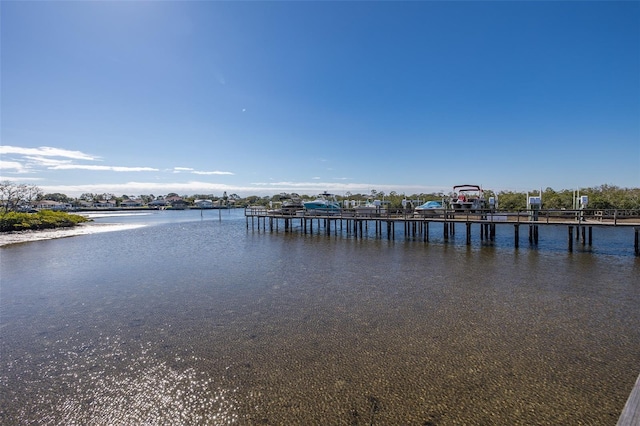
[33,200,72,211]
[94,199,117,208]
[120,199,143,208]
[148,199,169,209]
[194,199,214,209]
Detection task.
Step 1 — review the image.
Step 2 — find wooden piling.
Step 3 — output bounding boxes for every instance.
[568,226,573,252]
[244,208,640,255]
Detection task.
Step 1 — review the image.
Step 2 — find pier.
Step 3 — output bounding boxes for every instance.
[618,372,640,425]
[245,207,640,256]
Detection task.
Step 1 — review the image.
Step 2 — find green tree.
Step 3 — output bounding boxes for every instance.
[496,191,526,211]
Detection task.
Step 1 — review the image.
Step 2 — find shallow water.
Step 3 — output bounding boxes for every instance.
[1,210,639,424]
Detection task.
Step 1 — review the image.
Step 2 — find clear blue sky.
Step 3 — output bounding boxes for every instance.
[1,1,638,197]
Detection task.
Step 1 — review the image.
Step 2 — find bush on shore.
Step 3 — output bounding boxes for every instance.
[0,210,90,232]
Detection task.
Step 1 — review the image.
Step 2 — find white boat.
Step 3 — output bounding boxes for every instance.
[354,199,386,217]
[269,195,304,215]
[450,185,486,212]
[414,200,445,216]
[303,192,341,214]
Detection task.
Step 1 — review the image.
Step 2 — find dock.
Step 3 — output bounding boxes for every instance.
[245,207,640,256]
[618,372,640,426]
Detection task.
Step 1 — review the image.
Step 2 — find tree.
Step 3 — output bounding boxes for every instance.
[80,193,96,202]
[42,193,72,203]
[0,181,42,213]
[496,191,526,211]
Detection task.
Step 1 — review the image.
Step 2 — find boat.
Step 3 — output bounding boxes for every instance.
[303,192,341,215]
[450,185,486,212]
[414,200,445,216]
[281,196,304,215]
[354,199,387,217]
[269,195,304,215]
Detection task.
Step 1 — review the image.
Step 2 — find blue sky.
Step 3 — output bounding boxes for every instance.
[1,1,638,197]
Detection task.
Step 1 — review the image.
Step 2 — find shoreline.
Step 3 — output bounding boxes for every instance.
[0,222,146,247]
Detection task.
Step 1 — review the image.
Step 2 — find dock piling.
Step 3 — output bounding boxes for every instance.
[568,226,574,252]
[244,208,640,255]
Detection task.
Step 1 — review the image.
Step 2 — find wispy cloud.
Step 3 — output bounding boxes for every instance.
[173,167,234,175]
[192,170,234,175]
[0,160,29,173]
[0,175,42,182]
[48,165,159,172]
[2,145,159,177]
[0,145,98,161]
[24,156,73,167]
[38,181,249,197]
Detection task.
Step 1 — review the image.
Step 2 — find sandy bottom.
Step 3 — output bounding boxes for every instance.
[0,223,145,247]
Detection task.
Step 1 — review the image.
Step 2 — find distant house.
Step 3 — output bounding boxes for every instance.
[120,199,143,208]
[163,196,189,209]
[169,199,189,210]
[194,199,214,209]
[77,200,94,209]
[34,200,72,211]
[94,199,117,208]
[148,199,169,209]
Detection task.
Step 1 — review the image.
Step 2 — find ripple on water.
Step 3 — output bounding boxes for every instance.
[1,334,238,425]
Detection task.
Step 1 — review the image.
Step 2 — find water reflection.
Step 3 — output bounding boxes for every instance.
[3,334,238,425]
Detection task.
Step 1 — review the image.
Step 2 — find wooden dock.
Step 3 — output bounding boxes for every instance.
[618,372,640,426]
[244,207,640,256]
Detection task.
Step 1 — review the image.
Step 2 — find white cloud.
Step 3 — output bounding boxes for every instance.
[38,181,248,197]
[48,165,159,172]
[192,170,234,175]
[0,160,29,173]
[0,175,42,182]
[24,156,73,167]
[0,145,97,161]
[173,167,234,175]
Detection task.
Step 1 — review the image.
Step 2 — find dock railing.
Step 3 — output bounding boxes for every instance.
[245,206,640,224]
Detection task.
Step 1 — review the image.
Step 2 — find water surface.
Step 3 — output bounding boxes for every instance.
[1,210,639,424]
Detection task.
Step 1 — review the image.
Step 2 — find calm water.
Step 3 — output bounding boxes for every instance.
[1,209,639,424]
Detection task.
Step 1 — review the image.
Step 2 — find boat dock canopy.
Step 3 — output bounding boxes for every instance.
[453,185,482,192]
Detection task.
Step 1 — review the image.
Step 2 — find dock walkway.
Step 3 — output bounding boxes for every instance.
[245,207,640,255]
[618,373,640,426]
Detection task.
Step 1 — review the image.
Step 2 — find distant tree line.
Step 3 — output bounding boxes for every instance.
[1,181,639,213]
